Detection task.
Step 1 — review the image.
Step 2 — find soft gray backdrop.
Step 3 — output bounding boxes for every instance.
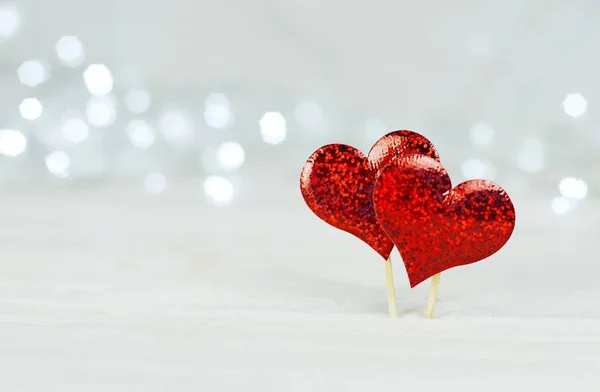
[0,1,599,390]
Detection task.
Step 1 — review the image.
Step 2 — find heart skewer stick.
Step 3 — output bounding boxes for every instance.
[426,273,441,318]
[300,131,440,317]
[372,154,516,317]
[384,256,398,318]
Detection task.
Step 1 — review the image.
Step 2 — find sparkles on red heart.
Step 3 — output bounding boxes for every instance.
[300,130,439,259]
[373,154,516,286]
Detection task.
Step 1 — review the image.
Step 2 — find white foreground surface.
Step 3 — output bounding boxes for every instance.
[0,180,598,391]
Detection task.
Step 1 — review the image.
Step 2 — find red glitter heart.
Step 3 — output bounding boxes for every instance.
[300,130,439,259]
[373,154,516,287]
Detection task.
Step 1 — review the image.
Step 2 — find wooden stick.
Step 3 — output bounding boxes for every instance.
[384,256,397,318]
[426,273,441,318]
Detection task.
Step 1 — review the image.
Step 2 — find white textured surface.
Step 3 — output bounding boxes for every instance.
[0,180,599,390]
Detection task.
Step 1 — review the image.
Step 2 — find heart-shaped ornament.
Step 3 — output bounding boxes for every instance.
[300,130,439,259]
[373,154,516,286]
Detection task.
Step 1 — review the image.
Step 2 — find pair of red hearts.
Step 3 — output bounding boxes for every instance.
[300,130,516,287]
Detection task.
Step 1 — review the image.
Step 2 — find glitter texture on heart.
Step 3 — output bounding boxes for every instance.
[373,154,516,286]
[300,130,439,259]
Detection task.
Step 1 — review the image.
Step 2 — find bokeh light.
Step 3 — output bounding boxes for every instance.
[17,60,49,87]
[0,6,20,38]
[159,110,193,145]
[204,105,231,129]
[85,96,117,127]
[124,89,152,114]
[559,177,588,200]
[216,142,245,170]
[205,93,230,107]
[55,36,85,66]
[45,151,70,178]
[62,117,89,144]
[563,93,587,118]
[552,196,571,215]
[0,129,27,157]
[204,93,233,129]
[127,120,155,149]
[203,175,234,205]
[260,112,286,144]
[83,64,114,96]
[19,98,43,120]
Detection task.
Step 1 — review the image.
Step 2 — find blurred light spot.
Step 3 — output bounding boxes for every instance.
[126,120,155,149]
[143,172,166,195]
[85,96,116,127]
[19,98,43,120]
[260,112,286,144]
[45,151,70,178]
[0,6,20,38]
[159,110,192,145]
[0,129,27,156]
[124,89,151,114]
[204,93,232,129]
[62,117,89,144]
[203,175,234,205]
[204,104,232,129]
[551,196,570,215]
[55,36,84,67]
[17,60,49,87]
[469,122,494,148]
[559,177,587,200]
[83,64,113,96]
[461,158,486,179]
[364,118,387,142]
[216,142,245,170]
[516,138,544,173]
[563,93,587,118]
[205,93,230,107]
[295,101,323,128]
